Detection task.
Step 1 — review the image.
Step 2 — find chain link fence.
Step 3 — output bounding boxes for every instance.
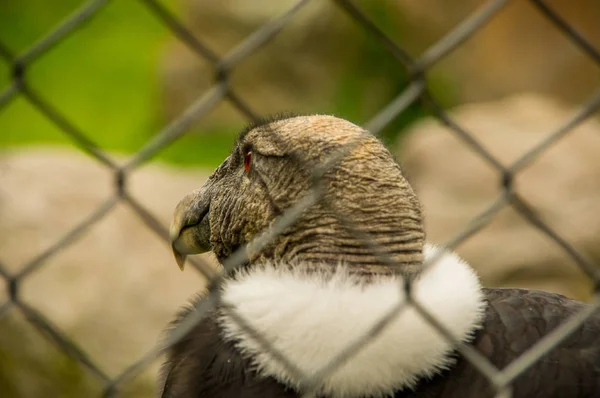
[1,0,599,397]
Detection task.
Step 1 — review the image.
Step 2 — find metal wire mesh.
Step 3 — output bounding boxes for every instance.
[1,0,599,397]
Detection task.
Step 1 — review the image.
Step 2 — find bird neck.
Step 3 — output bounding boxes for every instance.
[249,218,426,280]
[219,244,486,397]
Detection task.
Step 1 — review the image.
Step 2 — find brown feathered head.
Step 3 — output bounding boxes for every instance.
[170,115,424,276]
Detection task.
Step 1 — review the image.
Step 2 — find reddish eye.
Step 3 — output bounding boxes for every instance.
[244,151,252,173]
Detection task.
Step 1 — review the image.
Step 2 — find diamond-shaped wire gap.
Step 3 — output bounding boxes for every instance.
[0,307,104,397]
[393,0,597,169]
[139,0,257,147]
[494,293,600,389]
[530,0,600,64]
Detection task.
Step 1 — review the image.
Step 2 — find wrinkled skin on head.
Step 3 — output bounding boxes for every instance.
[171,115,425,275]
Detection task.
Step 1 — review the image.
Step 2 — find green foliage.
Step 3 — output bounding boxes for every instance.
[0,0,455,168]
[0,0,201,165]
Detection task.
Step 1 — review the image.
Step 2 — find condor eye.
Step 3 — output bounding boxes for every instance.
[244,151,252,173]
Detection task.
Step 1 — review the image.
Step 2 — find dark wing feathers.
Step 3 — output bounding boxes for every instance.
[402,288,600,398]
[160,288,600,398]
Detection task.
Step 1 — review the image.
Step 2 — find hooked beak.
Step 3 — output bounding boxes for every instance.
[169,189,212,270]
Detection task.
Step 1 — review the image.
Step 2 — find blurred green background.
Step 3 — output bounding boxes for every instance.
[0,0,453,168]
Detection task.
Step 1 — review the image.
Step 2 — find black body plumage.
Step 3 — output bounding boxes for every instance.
[159,288,600,398]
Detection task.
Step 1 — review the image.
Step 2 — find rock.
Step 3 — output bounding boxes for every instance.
[0,147,216,396]
[396,93,600,301]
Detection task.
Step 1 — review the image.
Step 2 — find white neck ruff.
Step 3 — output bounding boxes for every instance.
[218,244,486,398]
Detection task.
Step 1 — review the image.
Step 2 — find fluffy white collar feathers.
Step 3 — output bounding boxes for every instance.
[218,244,487,398]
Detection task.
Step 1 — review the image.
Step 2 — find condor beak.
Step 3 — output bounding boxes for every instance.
[170,189,212,271]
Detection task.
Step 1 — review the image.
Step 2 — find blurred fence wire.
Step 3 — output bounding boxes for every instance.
[1,0,600,397]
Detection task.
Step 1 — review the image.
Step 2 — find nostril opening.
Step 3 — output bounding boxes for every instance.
[181,204,210,235]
